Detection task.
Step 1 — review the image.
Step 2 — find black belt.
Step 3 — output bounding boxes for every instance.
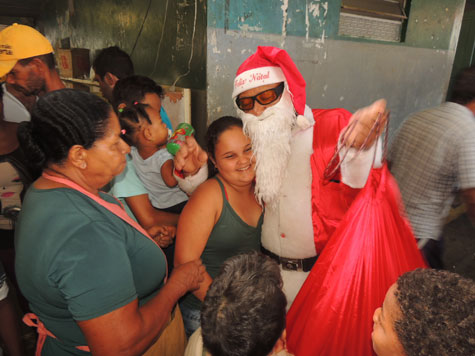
[261,245,318,272]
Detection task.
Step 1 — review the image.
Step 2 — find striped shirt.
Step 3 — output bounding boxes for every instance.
[388,102,475,241]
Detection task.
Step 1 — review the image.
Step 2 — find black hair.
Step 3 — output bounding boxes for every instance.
[117,102,151,146]
[205,116,243,177]
[394,268,475,356]
[18,53,56,70]
[0,82,3,101]
[17,89,112,172]
[201,251,287,356]
[450,65,475,105]
[112,75,164,111]
[92,46,134,80]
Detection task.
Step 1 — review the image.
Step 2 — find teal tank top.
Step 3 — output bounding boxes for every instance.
[181,177,263,310]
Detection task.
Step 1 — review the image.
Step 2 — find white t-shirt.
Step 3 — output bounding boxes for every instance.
[0,263,8,301]
[2,83,33,123]
[131,147,188,209]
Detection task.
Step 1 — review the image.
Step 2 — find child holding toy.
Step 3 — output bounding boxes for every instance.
[119,102,189,214]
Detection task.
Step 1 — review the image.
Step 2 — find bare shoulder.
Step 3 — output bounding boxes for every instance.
[181,178,222,216]
[178,178,223,236]
[189,178,222,202]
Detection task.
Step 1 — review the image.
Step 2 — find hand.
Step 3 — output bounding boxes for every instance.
[169,259,206,294]
[148,225,176,248]
[345,99,388,149]
[173,136,208,175]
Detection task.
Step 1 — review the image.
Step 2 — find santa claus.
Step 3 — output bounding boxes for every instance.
[174,46,386,307]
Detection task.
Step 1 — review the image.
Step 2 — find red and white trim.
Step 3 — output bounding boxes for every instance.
[232,66,286,98]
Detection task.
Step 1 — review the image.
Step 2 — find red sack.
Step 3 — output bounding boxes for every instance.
[286,164,427,356]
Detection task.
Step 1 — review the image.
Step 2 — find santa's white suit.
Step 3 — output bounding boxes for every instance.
[255,107,381,306]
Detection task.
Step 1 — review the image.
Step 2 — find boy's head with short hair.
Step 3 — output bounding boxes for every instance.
[201,251,287,356]
[92,46,134,102]
[112,75,164,111]
[372,268,475,356]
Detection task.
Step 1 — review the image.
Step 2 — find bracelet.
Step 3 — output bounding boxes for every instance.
[173,168,184,179]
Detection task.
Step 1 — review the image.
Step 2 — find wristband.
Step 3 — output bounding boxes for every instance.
[174,168,185,179]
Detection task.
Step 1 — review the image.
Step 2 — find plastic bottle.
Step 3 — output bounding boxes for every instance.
[166,123,195,155]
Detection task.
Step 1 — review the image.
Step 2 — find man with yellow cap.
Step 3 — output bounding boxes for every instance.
[0,23,64,122]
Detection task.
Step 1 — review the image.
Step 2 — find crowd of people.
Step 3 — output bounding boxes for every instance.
[0,22,473,356]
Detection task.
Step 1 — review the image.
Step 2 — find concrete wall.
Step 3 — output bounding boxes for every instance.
[207,0,466,134]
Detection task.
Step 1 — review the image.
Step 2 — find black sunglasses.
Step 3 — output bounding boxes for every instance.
[236,82,285,111]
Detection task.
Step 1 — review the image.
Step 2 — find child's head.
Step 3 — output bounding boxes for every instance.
[372,268,475,356]
[112,75,164,113]
[201,251,287,356]
[118,102,168,149]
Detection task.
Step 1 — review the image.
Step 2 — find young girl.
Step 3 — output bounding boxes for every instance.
[175,116,263,337]
[119,103,188,214]
[109,75,179,233]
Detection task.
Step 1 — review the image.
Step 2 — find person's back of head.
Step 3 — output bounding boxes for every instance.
[112,75,164,111]
[201,251,287,356]
[395,268,475,356]
[92,46,134,81]
[450,65,475,107]
[17,89,111,173]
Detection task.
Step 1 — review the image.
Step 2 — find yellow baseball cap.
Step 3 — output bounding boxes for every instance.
[0,23,54,77]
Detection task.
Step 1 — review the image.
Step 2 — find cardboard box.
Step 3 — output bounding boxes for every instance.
[57,48,90,78]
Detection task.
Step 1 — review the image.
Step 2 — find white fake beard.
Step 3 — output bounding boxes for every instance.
[238,90,296,209]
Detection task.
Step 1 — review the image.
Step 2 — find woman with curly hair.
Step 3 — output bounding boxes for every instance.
[372,268,475,356]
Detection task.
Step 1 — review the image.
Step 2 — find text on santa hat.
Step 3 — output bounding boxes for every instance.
[234,70,271,88]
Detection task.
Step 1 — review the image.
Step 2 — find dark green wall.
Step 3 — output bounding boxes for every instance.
[38,0,207,90]
[208,0,341,39]
[208,0,465,50]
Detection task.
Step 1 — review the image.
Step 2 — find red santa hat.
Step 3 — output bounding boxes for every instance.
[232,46,307,116]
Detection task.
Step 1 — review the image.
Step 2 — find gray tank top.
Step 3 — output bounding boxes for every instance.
[181,176,263,310]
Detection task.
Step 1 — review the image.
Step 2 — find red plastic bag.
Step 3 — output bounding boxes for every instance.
[286,164,427,356]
